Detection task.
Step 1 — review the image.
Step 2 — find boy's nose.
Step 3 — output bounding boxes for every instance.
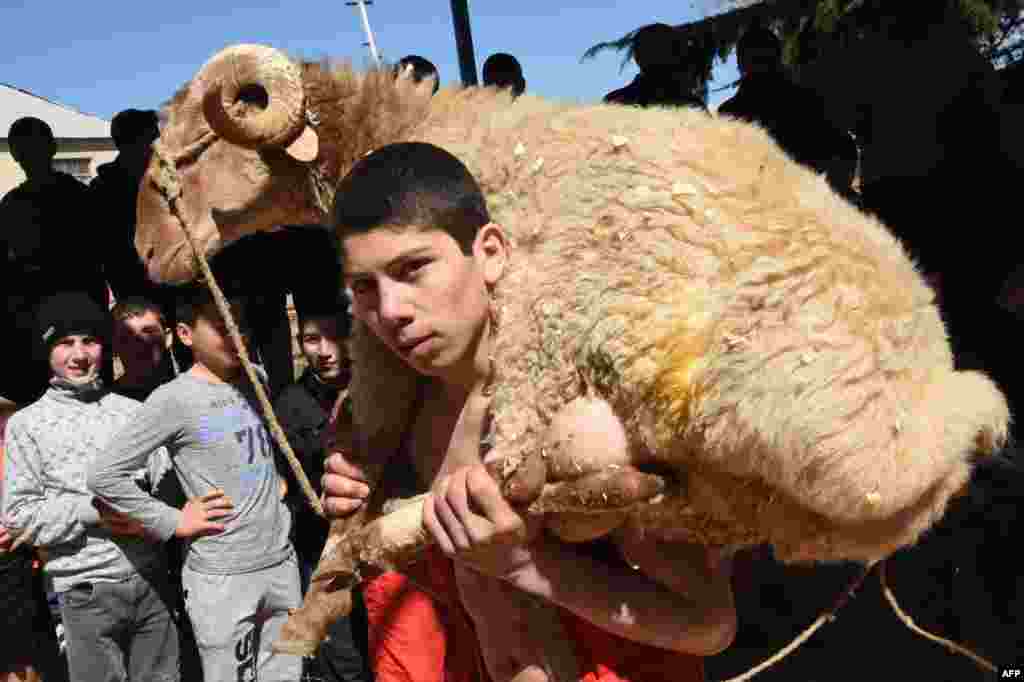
[377,287,412,328]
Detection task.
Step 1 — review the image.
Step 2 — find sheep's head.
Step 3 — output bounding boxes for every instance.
[136,44,325,284]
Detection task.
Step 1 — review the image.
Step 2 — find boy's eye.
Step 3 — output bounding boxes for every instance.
[349,279,375,296]
[398,259,430,280]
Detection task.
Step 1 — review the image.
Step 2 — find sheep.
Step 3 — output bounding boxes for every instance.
[135,44,1010,656]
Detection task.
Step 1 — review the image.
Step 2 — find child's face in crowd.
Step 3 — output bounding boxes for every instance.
[113,311,166,377]
[178,302,248,378]
[343,225,505,381]
[299,317,349,384]
[49,335,104,384]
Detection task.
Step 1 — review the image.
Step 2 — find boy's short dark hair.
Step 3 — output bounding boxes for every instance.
[296,303,352,339]
[174,285,216,327]
[395,55,440,94]
[482,53,525,96]
[8,116,54,143]
[175,285,248,333]
[110,109,160,149]
[8,117,56,158]
[112,296,166,327]
[332,142,490,259]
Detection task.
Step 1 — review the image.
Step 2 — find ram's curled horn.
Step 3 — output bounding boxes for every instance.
[199,44,318,161]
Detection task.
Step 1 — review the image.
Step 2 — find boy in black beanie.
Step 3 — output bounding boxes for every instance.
[2,292,180,682]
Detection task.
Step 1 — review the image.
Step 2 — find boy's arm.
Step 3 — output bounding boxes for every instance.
[2,419,102,547]
[87,395,184,542]
[429,465,737,657]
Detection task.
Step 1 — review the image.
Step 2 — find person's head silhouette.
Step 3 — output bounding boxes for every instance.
[482,53,525,97]
[111,109,159,152]
[8,117,56,180]
[736,27,783,79]
[110,109,160,172]
[632,23,685,78]
[395,55,440,94]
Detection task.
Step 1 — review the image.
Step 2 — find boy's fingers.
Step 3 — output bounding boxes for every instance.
[434,475,472,551]
[423,494,455,556]
[205,497,235,510]
[464,465,511,521]
[205,508,233,520]
[199,489,227,503]
[324,496,363,518]
[322,474,370,499]
[324,453,368,482]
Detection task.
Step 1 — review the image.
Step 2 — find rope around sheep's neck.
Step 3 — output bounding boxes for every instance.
[151,140,324,519]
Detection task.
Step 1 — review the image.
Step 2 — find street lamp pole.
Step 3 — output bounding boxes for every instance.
[347,0,381,65]
[449,0,478,85]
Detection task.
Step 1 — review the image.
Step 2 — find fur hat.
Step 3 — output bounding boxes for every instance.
[34,292,110,357]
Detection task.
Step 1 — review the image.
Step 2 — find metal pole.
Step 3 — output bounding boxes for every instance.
[348,0,381,65]
[449,0,478,86]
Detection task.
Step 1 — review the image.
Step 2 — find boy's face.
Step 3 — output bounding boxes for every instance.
[113,311,166,378]
[343,224,506,379]
[299,316,349,384]
[177,302,248,378]
[49,334,104,384]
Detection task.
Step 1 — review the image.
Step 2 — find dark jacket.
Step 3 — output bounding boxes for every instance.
[89,160,156,302]
[273,367,339,563]
[604,73,708,111]
[718,72,854,177]
[1,171,107,308]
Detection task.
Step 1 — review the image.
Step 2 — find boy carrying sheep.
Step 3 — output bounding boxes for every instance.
[321,141,737,682]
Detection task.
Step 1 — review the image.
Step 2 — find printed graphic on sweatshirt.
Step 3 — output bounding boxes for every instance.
[198,401,274,501]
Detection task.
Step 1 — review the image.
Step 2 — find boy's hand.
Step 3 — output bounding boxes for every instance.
[322,453,371,518]
[175,489,234,538]
[424,463,540,580]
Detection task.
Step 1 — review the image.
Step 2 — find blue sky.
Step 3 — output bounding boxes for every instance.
[1,0,740,121]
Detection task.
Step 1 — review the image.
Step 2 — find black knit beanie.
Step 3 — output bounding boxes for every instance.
[34,292,111,357]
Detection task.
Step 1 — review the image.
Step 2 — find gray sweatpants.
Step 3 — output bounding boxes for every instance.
[182,555,302,682]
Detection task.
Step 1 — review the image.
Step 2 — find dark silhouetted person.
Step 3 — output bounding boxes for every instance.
[832,3,1015,415]
[1,117,107,404]
[274,303,372,682]
[603,23,708,110]
[718,26,856,195]
[395,54,440,94]
[89,109,161,303]
[482,52,526,97]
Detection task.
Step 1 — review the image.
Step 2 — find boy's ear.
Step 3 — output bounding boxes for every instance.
[475,222,509,286]
[176,322,194,348]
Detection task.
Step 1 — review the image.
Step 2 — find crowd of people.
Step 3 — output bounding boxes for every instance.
[2,10,1023,682]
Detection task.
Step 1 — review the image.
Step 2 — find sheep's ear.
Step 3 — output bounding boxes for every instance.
[285,125,319,163]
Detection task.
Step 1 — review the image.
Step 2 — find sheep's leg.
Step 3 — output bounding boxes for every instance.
[273,514,366,656]
[312,462,668,588]
[274,365,417,656]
